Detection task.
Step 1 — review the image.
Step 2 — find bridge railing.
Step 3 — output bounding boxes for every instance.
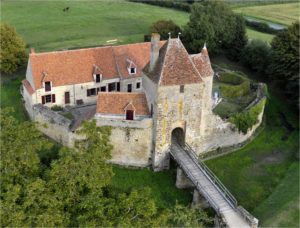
[169,146,221,214]
[182,143,238,209]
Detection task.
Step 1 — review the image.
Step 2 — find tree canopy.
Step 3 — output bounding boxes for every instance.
[183,0,247,59]
[0,23,27,74]
[1,110,212,227]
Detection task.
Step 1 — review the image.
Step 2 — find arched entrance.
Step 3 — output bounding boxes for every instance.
[171,127,185,147]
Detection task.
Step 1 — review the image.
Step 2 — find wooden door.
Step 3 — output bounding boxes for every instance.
[65,92,70,104]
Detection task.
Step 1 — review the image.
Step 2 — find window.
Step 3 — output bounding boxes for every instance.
[180,85,184,93]
[127,84,132,92]
[108,83,116,92]
[95,74,101,83]
[45,81,51,92]
[87,88,96,97]
[126,110,134,120]
[150,104,153,117]
[100,86,106,92]
[130,67,136,74]
[41,94,55,104]
[136,82,141,89]
[117,82,120,91]
[76,99,83,105]
[65,92,70,104]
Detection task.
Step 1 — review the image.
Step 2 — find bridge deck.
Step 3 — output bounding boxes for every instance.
[170,144,251,228]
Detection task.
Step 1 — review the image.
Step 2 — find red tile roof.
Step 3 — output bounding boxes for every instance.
[96,92,149,116]
[144,38,203,86]
[22,79,35,95]
[29,41,166,90]
[191,47,214,77]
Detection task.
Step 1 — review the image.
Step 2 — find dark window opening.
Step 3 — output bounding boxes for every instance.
[97,87,100,93]
[117,82,120,91]
[127,84,132,92]
[45,81,51,92]
[52,94,56,103]
[180,85,184,93]
[108,83,116,92]
[126,110,134,120]
[87,88,96,97]
[130,67,136,74]
[65,92,70,104]
[136,82,141,89]
[96,74,101,83]
[42,94,52,103]
[100,86,106,92]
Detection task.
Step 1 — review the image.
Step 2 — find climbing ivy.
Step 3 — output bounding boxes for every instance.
[229,98,266,134]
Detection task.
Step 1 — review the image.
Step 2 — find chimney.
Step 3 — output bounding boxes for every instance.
[30,48,35,54]
[150,33,160,71]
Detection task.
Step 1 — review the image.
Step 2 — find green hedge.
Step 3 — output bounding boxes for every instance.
[219,73,250,98]
[229,98,266,134]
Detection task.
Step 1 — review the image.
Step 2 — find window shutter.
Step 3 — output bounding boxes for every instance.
[42,96,45,104]
[87,89,91,96]
[52,94,56,103]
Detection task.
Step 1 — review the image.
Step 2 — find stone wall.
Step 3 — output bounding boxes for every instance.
[96,117,153,167]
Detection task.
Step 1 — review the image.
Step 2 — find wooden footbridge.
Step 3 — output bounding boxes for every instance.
[170,142,258,228]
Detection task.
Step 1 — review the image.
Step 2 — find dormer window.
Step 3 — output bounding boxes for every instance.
[45,81,51,92]
[130,67,136,74]
[95,74,101,83]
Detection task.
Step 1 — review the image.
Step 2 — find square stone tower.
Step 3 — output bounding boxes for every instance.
[143,34,214,171]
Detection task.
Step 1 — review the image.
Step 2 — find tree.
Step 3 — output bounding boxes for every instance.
[183,0,247,58]
[168,202,213,227]
[150,20,181,40]
[47,120,113,224]
[0,23,26,74]
[269,22,299,108]
[0,108,64,227]
[269,22,299,79]
[241,39,271,76]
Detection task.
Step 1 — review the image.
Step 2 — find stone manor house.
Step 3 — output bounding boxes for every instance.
[22,34,264,171]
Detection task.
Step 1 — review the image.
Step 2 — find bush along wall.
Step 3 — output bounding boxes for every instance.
[229,97,266,134]
[245,20,283,35]
[219,73,250,98]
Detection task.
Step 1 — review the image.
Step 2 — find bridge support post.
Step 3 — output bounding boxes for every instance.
[175,167,194,189]
[192,189,209,209]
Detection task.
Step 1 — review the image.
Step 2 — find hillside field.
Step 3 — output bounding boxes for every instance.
[1,0,188,51]
[234,2,300,25]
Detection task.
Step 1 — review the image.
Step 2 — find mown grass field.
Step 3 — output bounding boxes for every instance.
[234,2,300,25]
[246,28,274,43]
[1,0,188,51]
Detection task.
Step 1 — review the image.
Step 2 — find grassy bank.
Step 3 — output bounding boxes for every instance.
[246,28,274,43]
[234,2,300,26]
[2,0,188,52]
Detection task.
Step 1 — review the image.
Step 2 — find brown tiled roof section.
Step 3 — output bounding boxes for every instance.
[30,41,166,90]
[22,79,35,95]
[96,92,149,116]
[191,48,214,77]
[144,39,203,86]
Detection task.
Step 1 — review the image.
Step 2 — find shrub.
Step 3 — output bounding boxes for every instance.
[51,105,63,111]
[229,98,266,134]
[150,20,181,40]
[219,73,250,98]
[0,23,27,74]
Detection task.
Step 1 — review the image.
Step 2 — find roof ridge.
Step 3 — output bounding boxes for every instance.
[158,39,170,86]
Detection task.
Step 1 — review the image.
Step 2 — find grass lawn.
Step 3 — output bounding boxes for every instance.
[111,166,192,209]
[1,0,188,52]
[253,162,299,227]
[234,2,300,26]
[246,27,274,43]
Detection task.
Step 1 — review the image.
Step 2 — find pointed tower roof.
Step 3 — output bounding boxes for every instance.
[191,44,213,77]
[144,38,203,86]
